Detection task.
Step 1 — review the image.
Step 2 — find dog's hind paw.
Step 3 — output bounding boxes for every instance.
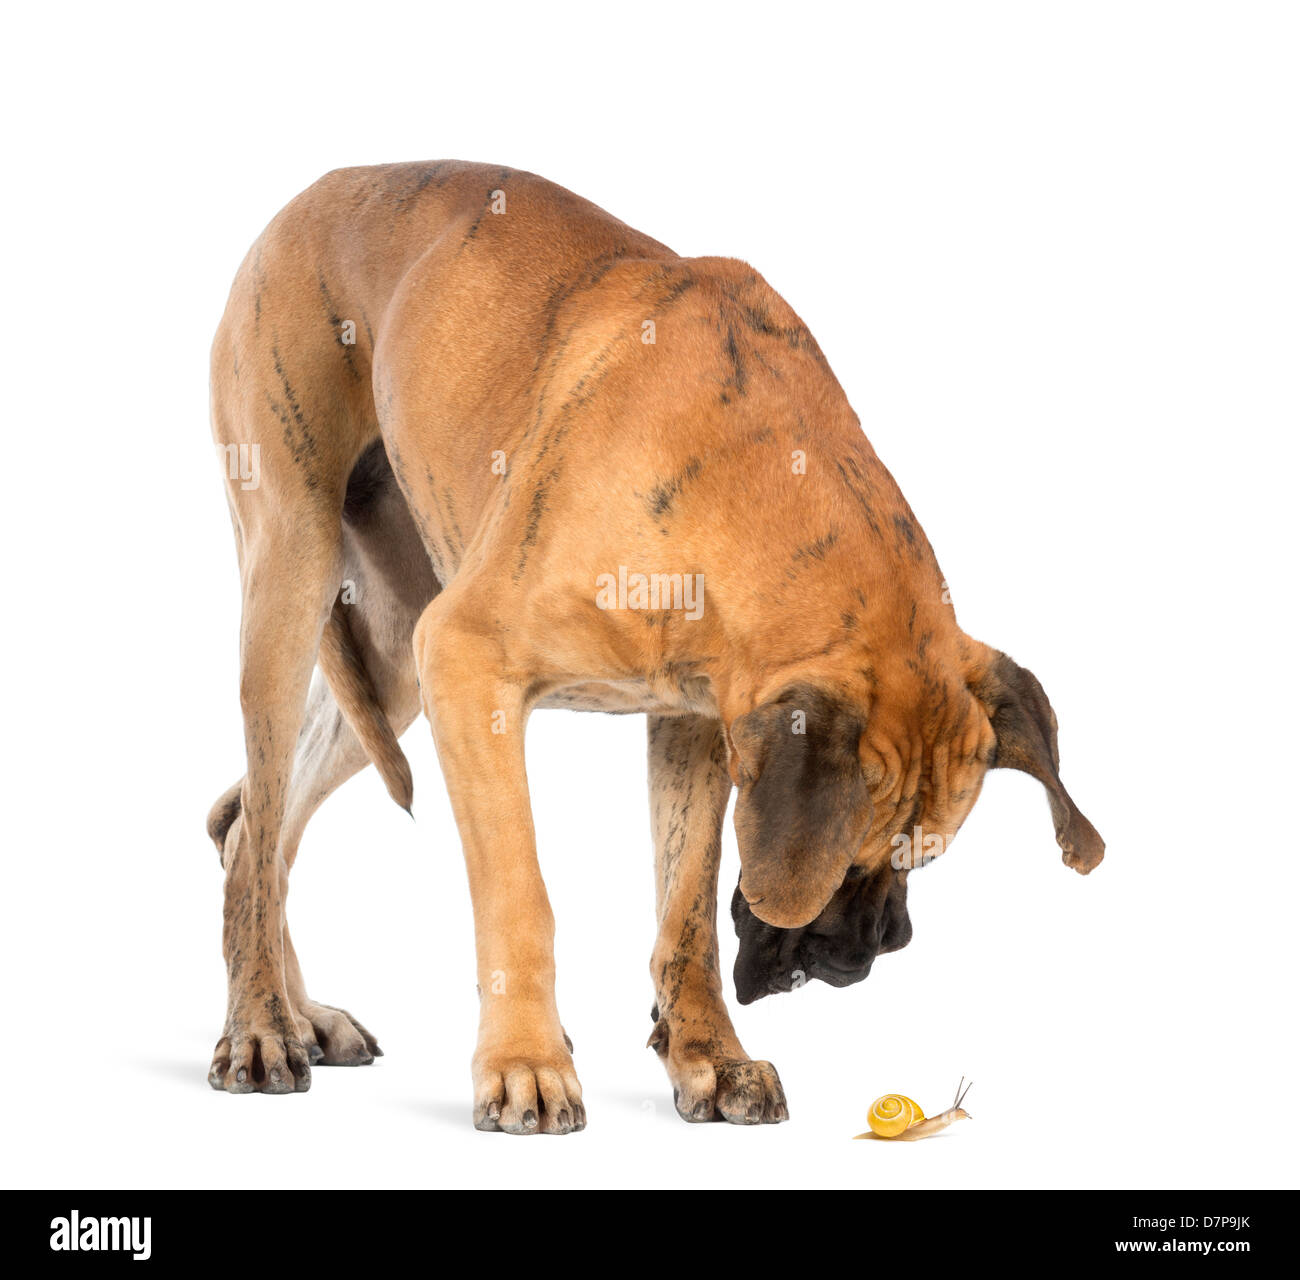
[293,1001,382,1066]
[208,1030,312,1095]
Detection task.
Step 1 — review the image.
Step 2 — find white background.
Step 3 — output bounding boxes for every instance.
[3,1,1296,1191]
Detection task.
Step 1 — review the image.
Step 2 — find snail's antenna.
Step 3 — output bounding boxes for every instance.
[955,1077,973,1109]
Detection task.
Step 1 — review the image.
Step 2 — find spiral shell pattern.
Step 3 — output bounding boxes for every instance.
[867,1093,925,1138]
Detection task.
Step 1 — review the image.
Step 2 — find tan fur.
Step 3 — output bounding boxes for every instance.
[206,161,1102,1127]
[318,600,412,812]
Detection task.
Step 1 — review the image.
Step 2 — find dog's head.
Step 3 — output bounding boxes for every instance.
[727,647,1104,1003]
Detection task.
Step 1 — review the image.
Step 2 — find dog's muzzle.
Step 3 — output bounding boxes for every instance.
[730,862,913,1004]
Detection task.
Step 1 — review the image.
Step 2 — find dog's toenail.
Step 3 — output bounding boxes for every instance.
[488,1102,501,1120]
[236,1068,247,1083]
[523,1109,538,1128]
[693,1100,711,1119]
[271,1069,282,1083]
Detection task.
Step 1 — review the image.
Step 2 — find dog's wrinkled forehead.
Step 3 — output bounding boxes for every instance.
[731,861,912,1004]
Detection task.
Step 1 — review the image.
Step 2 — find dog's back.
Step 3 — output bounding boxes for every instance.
[211,161,673,483]
[211,160,864,620]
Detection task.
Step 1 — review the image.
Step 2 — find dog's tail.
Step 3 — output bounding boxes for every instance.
[318,599,414,814]
[206,779,243,859]
[204,599,413,859]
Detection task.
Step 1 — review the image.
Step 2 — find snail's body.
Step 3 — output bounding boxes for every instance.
[888,1106,969,1140]
[854,1081,972,1140]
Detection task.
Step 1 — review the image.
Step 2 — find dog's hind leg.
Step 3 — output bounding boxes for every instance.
[207,448,433,1069]
[205,247,375,1092]
[207,663,411,1067]
[207,501,344,1094]
[278,611,423,1065]
[279,671,399,1067]
[212,476,356,1094]
[646,714,789,1124]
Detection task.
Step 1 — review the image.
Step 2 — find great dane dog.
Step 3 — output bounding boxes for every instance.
[206,161,1104,1132]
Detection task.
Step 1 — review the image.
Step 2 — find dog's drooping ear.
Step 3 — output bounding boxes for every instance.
[972,650,1105,874]
[729,685,873,928]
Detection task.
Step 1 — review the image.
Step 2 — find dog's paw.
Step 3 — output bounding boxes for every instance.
[472,1048,586,1135]
[208,1029,312,1095]
[294,1000,382,1066]
[668,1053,788,1125]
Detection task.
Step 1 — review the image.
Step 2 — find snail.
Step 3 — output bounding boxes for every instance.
[854,1078,973,1140]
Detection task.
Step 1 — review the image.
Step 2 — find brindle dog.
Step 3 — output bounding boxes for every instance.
[206,162,1104,1132]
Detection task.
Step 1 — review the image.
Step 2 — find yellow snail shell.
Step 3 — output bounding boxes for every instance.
[867,1093,925,1138]
[856,1080,973,1140]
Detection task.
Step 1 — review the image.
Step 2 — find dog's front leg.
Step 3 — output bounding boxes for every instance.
[414,601,584,1135]
[647,715,789,1124]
